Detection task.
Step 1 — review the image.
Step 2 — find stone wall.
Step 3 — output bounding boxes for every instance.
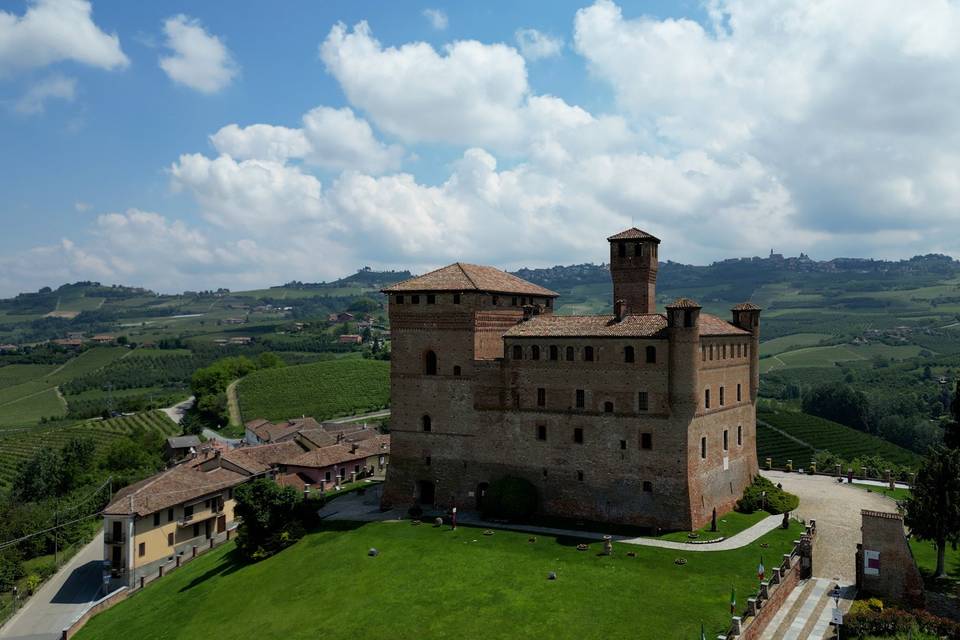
[857,509,925,608]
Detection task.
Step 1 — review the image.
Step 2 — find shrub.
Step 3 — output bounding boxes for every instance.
[735,476,799,515]
[25,573,41,594]
[845,607,960,640]
[482,476,538,521]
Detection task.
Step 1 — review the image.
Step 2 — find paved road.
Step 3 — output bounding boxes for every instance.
[202,428,242,447]
[0,532,104,640]
[160,396,194,424]
[762,470,897,583]
[327,409,390,424]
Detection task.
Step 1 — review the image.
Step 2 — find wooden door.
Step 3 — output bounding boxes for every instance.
[216,515,226,534]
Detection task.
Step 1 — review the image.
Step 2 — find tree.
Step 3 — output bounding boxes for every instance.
[945,382,960,449]
[233,479,318,560]
[802,384,870,432]
[12,449,63,503]
[256,352,283,370]
[904,446,960,578]
[60,436,96,492]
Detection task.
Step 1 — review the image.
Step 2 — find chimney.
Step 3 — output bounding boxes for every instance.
[351,443,358,454]
[614,299,626,321]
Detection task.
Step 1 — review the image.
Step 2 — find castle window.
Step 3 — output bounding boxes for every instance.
[722,344,727,359]
[719,386,725,406]
[604,401,613,413]
[549,345,559,361]
[638,391,649,412]
[537,388,546,407]
[531,345,540,360]
[537,425,547,441]
[453,293,461,304]
[421,415,431,432]
[709,345,714,360]
[412,295,420,304]
[425,456,431,466]
[705,388,711,409]
[492,295,499,305]
[425,350,438,375]
[641,433,652,449]
[643,481,653,493]
[396,294,405,304]
[645,346,656,364]
[701,437,707,459]
[575,389,585,408]
[512,345,523,360]
[737,384,742,402]
[620,439,627,450]
[543,468,548,478]
[546,298,552,308]
[737,425,742,446]
[634,242,642,256]
[684,310,694,327]
[577,470,584,481]
[624,346,635,363]
[584,346,595,362]
[702,346,706,362]
[566,346,575,361]
[427,294,436,304]
[618,242,626,257]
[723,429,729,451]
[453,366,462,376]
[574,427,584,444]
[512,296,518,306]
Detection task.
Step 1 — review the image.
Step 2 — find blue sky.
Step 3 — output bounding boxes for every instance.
[1,0,959,295]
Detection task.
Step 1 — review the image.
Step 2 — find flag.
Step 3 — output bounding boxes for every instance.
[700,622,706,640]
[757,555,765,581]
[730,586,736,613]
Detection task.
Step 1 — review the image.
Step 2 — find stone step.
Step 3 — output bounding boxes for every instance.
[758,578,810,640]
[781,578,831,640]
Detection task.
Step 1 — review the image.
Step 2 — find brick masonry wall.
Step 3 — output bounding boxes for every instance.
[740,557,802,640]
[858,511,925,608]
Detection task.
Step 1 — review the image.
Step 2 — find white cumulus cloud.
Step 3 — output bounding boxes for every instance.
[159,14,238,94]
[0,0,128,76]
[15,74,76,114]
[422,9,448,31]
[515,28,563,60]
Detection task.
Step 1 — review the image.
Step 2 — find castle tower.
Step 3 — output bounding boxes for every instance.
[666,297,701,420]
[731,302,762,402]
[608,228,660,315]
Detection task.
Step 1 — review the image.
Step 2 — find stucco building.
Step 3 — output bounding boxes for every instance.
[381,228,760,531]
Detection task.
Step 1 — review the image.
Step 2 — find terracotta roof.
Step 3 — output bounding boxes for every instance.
[286,435,390,469]
[607,228,661,242]
[505,314,669,338]
[166,435,201,450]
[247,420,301,443]
[223,441,305,474]
[732,302,762,311]
[103,453,250,517]
[666,297,702,309]
[382,263,558,297]
[504,312,748,338]
[296,428,337,449]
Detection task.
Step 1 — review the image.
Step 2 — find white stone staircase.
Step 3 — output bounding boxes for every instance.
[759,578,851,640]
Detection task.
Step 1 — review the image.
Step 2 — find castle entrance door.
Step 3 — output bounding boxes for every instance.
[475,482,489,510]
[418,480,435,505]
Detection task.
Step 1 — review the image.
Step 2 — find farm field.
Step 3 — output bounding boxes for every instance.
[238,358,389,422]
[0,364,57,388]
[756,422,816,469]
[758,407,920,468]
[759,342,926,373]
[0,411,178,489]
[74,519,803,640]
[759,333,832,357]
[0,387,65,426]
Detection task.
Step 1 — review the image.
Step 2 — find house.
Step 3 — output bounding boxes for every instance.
[102,449,259,589]
[338,334,363,345]
[165,435,202,461]
[0,344,18,352]
[327,312,355,324]
[244,416,324,445]
[228,336,252,345]
[92,334,117,344]
[223,317,247,325]
[52,338,84,348]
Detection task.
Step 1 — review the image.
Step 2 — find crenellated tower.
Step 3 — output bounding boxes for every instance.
[608,228,660,315]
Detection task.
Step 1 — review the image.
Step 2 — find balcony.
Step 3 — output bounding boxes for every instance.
[104,531,125,544]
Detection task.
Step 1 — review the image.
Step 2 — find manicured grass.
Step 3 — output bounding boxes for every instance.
[910,538,960,588]
[851,484,911,501]
[656,510,768,543]
[75,519,803,640]
[238,358,389,421]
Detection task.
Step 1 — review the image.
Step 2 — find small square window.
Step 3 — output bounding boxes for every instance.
[575,389,585,408]
[574,427,584,444]
[638,391,649,412]
[604,401,614,413]
[577,470,584,482]
[492,295,499,305]
[412,294,420,304]
[167,508,174,522]
[168,532,174,546]
[153,512,160,526]
[138,542,146,557]
[641,433,652,450]
[537,425,547,441]
[453,293,461,304]
[396,294,405,304]
[642,481,653,493]
[426,294,436,304]
[620,440,627,450]
[537,388,546,407]
[512,296,518,306]
[543,468,548,478]
[425,456,431,466]
[584,346,595,361]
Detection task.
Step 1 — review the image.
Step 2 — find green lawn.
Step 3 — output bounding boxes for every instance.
[238,358,389,422]
[910,538,960,588]
[656,510,768,543]
[75,519,803,640]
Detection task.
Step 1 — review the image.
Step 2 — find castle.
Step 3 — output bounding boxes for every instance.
[381,228,760,530]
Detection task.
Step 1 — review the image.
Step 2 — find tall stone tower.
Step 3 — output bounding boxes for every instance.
[608,228,660,314]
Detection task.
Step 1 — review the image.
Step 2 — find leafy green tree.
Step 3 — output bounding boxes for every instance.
[12,449,63,503]
[944,382,960,449]
[60,436,96,492]
[233,479,317,559]
[256,352,284,370]
[802,384,870,432]
[0,548,24,592]
[904,446,960,578]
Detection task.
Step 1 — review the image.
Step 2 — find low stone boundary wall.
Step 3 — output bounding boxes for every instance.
[762,457,913,487]
[723,520,817,640]
[62,526,237,640]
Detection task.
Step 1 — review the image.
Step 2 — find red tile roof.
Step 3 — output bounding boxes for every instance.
[382,263,557,297]
[504,312,749,338]
[732,302,762,311]
[666,297,702,309]
[606,228,661,242]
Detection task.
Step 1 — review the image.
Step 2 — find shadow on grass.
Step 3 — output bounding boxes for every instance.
[178,548,245,592]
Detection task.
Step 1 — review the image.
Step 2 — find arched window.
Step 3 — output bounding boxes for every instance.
[603,401,613,413]
[549,345,559,361]
[624,346,635,363]
[645,346,656,364]
[566,346,575,361]
[425,350,438,375]
[453,366,462,376]
[512,345,523,360]
[584,346,595,362]
[421,415,432,432]
[531,345,540,360]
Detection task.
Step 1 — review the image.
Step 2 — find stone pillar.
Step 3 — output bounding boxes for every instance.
[771,567,781,584]
[351,471,357,483]
[760,581,770,598]
[861,466,867,479]
[786,459,793,472]
[746,597,758,616]
[835,463,841,477]
[319,479,326,492]
[731,617,742,634]
[782,553,792,573]
[158,565,164,577]
[809,462,816,475]
[766,457,772,470]
[602,535,613,556]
